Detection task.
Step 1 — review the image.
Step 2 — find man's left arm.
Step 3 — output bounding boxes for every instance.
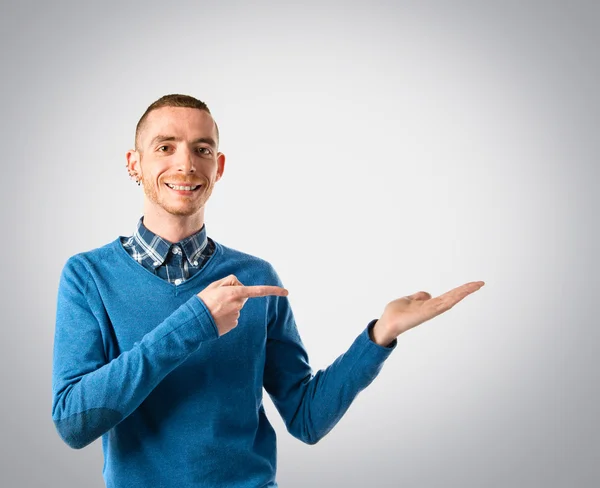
[262,267,484,445]
[263,293,395,445]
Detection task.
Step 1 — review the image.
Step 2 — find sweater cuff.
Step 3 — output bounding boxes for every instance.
[364,319,397,352]
[185,295,220,340]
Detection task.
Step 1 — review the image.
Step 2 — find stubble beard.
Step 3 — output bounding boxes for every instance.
[142,172,214,217]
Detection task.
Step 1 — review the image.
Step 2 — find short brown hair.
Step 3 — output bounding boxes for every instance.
[135,94,219,150]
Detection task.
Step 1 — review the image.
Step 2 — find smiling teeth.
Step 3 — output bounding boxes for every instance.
[167,183,198,190]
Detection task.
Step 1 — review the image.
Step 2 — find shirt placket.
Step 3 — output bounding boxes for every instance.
[168,245,186,285]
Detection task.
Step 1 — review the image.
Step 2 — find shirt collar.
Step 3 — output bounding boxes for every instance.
[132,216,210,269]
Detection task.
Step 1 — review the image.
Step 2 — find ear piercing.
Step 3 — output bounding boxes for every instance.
[126,163,141,185]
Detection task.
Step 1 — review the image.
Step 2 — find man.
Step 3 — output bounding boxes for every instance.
[52,94,484,487]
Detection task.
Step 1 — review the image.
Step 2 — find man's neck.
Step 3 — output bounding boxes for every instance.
[142,206,206,243]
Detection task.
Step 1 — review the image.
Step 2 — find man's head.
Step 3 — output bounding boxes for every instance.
[134,94,220,152]
[126,94,225,219]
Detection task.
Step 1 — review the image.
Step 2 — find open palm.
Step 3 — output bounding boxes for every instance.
[372,281,485,345]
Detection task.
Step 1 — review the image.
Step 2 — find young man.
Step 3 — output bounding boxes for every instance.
[52,94,484,487]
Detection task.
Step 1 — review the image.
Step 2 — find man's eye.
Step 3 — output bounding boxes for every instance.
[196,147,211,155]
[157,146,170,152]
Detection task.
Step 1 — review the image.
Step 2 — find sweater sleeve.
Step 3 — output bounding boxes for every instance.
[263,268,397,445]
[51,256,219,449]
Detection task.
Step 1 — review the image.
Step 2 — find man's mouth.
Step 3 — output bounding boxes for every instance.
[165,183,201,192]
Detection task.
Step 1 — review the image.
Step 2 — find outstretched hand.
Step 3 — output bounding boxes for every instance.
[371,281,485,346]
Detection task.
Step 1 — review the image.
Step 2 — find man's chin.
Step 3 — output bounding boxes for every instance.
[143,194,204,217]
[165,207,202,217]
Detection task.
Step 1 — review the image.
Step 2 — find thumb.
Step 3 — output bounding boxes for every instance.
[407,291,431,301]
[216,274,243,287]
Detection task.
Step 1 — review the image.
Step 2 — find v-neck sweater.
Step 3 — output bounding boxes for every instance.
[52,237,396,487]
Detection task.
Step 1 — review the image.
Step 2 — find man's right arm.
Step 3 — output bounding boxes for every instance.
[51,256,218,449]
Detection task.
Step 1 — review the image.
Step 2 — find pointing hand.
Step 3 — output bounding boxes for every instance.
[197,274,288,336]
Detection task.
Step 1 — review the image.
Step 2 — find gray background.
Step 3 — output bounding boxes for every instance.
[1,0,598,486]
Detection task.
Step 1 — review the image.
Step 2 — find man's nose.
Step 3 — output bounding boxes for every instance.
[176,147,195,173]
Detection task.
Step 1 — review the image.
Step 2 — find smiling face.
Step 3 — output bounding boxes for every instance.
[126,106,225,219]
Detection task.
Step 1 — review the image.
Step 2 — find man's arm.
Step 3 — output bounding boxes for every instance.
[262,267,484,445]
[51,256,219,449]
[262,268,396,445]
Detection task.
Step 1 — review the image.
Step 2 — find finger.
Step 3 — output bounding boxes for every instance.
[228,276,244,286]
[429,281,485,313]
[235,285,289,299]
[406,291,432,301]
[438,281,484,300]
[215,274,243,287]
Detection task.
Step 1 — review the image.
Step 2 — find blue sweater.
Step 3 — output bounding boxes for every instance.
[52,237,396,487]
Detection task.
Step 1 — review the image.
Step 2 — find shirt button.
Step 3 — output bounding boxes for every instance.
[174,278,182,285]
[172,246,181,255]
[193,261,198,266]
[153,261,160,266]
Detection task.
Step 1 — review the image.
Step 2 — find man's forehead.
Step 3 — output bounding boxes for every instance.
[141,107,216,144]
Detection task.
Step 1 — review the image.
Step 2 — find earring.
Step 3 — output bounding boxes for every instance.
[126,163,142,185]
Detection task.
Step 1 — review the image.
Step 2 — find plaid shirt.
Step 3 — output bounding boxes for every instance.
[120,216,215,286]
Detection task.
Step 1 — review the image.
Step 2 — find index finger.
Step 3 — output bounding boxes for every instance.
[234,285,289,299]
[433,281,485,309]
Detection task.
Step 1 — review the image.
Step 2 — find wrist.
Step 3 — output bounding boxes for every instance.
[370,320,397,347]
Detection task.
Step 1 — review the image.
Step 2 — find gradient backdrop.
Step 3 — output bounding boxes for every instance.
[1,0,598,486]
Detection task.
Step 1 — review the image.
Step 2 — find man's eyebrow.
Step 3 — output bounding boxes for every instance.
[191,137,217,149]
[149,135,178,147]
[148,135,217,149]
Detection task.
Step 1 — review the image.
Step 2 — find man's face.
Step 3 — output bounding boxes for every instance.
[127,106,225,218]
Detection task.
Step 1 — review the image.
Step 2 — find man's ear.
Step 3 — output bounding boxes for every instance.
[215,152,226,182]
[126,149,142,181]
